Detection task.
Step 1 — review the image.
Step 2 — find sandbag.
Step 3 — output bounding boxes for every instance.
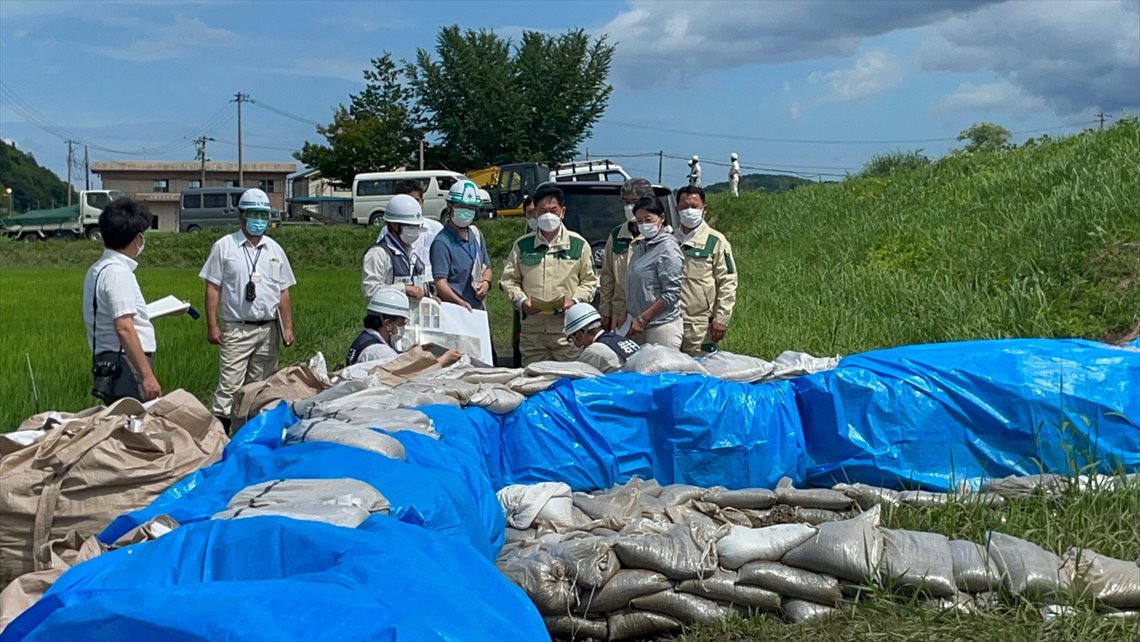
[770,350,839,379]
[573,491,643,524]
[980,474,1069,499]
[782,598,837,623]
[737,561,842,605]
[690,501,752,527]
[697,351,775,383]
[457,367,524,385]
[834,483,903,509]
[506,375,559,396]
[703,487,777,510]
[879,529,957,598]
[525,360,603,380]
[0,391,226,585]
[393,387,457,409]
[469,384,527,414]
[400,379,481,405]
[232,364,330,426]
[497,482,574,530]
[986,532,1071,600]
[307,386,399,417]
[775,477,854,510]
[3,408,104,456]
[795,508,847,525]
[716,523,818,569]
[612,523,719,580]
[541,615,607,640]
[211,478,389,528]
[549,535,620,590]
[1065,548,1140,608]
[782,505,883,583]
[283,419,406,460]
[606,610,681,640]
[898,490,951,508]
[291,379,372,418]
[630,588,729,624]
[621,344,708,375]
[664,504,720,530]
[950,539,1003,593]
[677,570,782,611]
[369,346,445,386]
[578,569,671,613]
[498,549,577,614]
[658,484,707,506]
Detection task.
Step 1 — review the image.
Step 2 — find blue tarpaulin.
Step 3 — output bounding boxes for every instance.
[6,338,1138,642]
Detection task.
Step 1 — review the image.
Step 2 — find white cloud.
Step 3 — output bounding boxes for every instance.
[93,16,237,63]
[935,81,1046,114]
[263,57,368,85]
[789,102,801,120]
[918,0,1140,115]
[597,0,997,87]
[813,50,903,102]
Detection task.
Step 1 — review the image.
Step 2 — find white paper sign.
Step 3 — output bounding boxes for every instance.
[439,303,493,365]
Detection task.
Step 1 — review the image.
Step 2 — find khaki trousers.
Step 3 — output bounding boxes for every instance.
[631,316,683,350]
[212,321,280,418]
[681,317,713,356]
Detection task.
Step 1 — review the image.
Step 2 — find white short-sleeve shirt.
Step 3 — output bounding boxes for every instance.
[83,249,156,353]
[357,329,400,365]
[199,231,296,323]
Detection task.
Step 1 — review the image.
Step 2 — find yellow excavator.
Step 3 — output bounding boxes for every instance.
[465,162,550,217]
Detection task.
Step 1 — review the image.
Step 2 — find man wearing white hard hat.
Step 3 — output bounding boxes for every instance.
[729,152,741,197]
[345,288,461,368]
[362,193,430,304]
[199,187,296,429]
[564,302,641,373]
[688,155,702,187]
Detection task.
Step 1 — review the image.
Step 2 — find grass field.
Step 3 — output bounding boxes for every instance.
[0,121,1137,639]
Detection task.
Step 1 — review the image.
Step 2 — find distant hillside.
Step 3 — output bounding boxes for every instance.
[705,173,815,194]
[0,142,73,214]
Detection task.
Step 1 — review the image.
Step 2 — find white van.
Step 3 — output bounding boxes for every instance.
[552,159,630,183]
[352,170,467,226]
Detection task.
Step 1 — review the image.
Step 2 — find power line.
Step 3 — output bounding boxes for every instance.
[250,100,322,128]
[600,118,1096,145]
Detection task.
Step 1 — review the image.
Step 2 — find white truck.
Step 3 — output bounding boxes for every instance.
[0,190,127,241]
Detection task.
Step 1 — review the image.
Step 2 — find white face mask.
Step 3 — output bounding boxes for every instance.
[638,222,660,239]
[537,212,561,233]
[623,204,636,222]
[134,235,145,257]
[526,217,539,232]
[679,208,704,229]
[399,225,422,245]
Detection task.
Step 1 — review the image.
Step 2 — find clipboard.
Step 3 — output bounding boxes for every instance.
[530,297,564,314]
[145,295,190,319]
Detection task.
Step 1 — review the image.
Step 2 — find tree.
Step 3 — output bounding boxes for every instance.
[0,141,73,213]
[956,122,1011,153]
[409,26,614,171]
[295,54,424,187]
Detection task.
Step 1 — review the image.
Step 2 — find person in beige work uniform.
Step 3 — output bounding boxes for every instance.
[674,184,738,355]
[599,178,653,331]
[500,184,598,365]
[200,188,296,428]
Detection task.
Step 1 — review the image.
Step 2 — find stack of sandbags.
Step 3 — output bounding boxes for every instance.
[0,391,226,585]
[498,478,1139,640]
[211,478,389,528]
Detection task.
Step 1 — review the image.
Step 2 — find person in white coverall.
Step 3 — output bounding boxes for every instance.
[688,155,702,187]
[729,152,741,197]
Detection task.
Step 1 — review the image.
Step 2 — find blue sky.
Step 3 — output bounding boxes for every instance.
[1,0,1137,188]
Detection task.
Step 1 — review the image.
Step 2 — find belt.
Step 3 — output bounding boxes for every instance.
[233,319,274,326]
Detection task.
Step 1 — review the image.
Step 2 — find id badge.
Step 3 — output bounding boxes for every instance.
[251,273,263,284]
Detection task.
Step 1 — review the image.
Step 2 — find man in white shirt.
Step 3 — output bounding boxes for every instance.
[729,152,741,197]
[199,188,297,426]
[688,155,702,187]
[82,197,162,403]
[395,179,443,274]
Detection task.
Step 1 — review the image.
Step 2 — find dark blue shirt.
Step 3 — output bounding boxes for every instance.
[430,224,490,310]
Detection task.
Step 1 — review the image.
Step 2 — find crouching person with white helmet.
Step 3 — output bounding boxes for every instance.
[199,188,296,429]
[362,193,431,302]
[345,288,461,368]
[564,302,641,374]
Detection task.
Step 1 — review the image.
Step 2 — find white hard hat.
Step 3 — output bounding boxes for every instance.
[564,302,602,336]
[366,288,411,320]
[730,152,738,160]
[384,194,423,225]
[238,188,271,211]
[691,155,699,162]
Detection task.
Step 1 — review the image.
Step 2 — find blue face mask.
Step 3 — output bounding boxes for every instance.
[452,207,476,228]
[245,217,269,236]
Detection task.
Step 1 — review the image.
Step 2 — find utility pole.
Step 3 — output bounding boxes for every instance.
[1096,112,1110,130]
[233,92,250,186]
[84,145,90,190]
[194,136,215,185]
[65,140,76,205]
[419,137,425,170]
[657,150,663,184]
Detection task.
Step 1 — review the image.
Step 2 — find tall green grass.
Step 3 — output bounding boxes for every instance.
[1,121,1137,428]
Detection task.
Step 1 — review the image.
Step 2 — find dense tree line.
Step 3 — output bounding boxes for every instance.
[0,142,73,214]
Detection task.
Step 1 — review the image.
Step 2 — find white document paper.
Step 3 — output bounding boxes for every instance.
[145,295,189,319]
[439,302,493,365]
